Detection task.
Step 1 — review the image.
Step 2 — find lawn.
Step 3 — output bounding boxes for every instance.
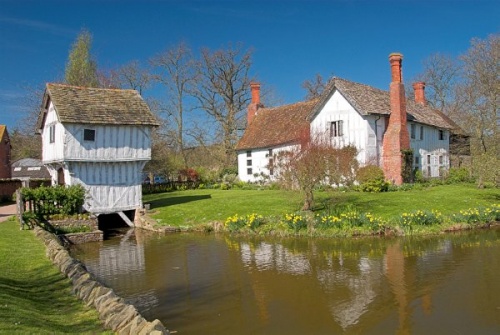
[0,218,109,334]
[143,184,500,227]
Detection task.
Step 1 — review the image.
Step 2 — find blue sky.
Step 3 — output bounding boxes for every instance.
[1,0,498,131]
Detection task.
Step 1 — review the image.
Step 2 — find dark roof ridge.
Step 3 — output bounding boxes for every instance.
[46,82,139,93]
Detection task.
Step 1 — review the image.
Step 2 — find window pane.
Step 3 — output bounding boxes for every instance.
[83,129,95,141]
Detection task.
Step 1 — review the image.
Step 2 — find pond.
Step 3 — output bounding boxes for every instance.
[70,227,500,334]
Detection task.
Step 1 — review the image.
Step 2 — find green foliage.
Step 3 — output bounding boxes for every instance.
[451,205,500,225]
[315,211,386,233]
[356,165,389,192]
[224,213,265,232]
[282,213,308,232]
[401,149,414,183]
[446,167,474,184]
[21,185,86,222]
[397,210,443,231]
[65,29,99,87]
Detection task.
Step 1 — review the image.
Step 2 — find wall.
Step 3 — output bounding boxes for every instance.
[237,144,297,183]
[408,123,450,177]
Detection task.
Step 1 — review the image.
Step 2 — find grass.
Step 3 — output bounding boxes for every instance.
[0,218,109,334]
[143,184,500,228]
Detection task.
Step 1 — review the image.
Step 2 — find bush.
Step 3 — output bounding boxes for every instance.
[356,165,389,192]
[21,185,86,220]
[446,167,474,184]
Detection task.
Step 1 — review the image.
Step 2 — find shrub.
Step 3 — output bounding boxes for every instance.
[356,165,389,192]
[21,185,86,220]
[446,167,474,184]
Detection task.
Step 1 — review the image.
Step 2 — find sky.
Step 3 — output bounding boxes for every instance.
[1,0,498,131]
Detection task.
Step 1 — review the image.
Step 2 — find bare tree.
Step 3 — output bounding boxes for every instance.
[151,43,196,169]
[194,44,253,169]
[460,34,499,186]
[415,34,499,186]
[273,132,358,211]
[302,73,332,100]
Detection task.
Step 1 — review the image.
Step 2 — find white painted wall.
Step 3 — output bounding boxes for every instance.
[409,123,449,177]
[41,102,65,163]
[237,144,296,183]
[63,124,152,162]
[68,161,146,213]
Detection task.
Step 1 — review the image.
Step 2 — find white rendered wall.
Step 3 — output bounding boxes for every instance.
[408,123,450,177]
[237,144,296,183]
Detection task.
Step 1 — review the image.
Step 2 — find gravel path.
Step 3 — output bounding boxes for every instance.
[0,203,17,222]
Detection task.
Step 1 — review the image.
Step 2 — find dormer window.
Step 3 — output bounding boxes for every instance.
[438,130,445,140]
[83,129,96,142]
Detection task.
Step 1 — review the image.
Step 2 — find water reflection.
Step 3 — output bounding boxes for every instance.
[71,228,500,334]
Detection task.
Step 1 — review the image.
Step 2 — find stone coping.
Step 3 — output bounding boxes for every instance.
[33,226,169,335]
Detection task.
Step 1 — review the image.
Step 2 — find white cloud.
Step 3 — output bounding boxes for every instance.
[0,16,75,36]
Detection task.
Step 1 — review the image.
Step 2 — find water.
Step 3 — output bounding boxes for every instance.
[71,227,500,334]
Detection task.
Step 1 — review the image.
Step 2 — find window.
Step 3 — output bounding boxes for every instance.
[439,155,444,165]
[427,155,431,165]
[49,124,55,143]
[247,159,252,166]
[415,156,420,166]
[83,129,95,142]
[420,126,424,140]
[247,168,253,175]
[246,151,252,157]
[410,124,416,139]
[439,130,445,140]
[330,120,343,137]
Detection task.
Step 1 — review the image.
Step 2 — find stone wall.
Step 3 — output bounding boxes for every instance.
[59,231,103,246]
[33,225,169,334]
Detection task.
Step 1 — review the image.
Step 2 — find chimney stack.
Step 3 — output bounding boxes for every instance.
[251,82,260,104]
[247,82,262,125]
[382,52,411,185]
[412,82,426,105]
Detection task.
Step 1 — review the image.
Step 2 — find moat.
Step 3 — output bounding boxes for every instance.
[71,227,500,334]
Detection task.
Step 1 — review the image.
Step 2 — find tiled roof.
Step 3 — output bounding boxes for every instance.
[237,77,464,150]
[235,99,318,151]
[40,83,159,127]
[11,158,50,179]
[312,77,458,130]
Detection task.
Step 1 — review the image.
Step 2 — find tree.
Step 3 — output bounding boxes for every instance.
[460,34,499,186]
[107,60,151,94]
[415,34,499,186]
[11,85,44,161]
[302,73,332,100]
[151,43,196,169]
[65,29,99,87]
[273,132,358,211]
[194,44,254,169]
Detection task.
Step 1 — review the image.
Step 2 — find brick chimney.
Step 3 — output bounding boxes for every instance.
[247,82,263,125]
[382,53,410,185]
[412,81,426,105]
